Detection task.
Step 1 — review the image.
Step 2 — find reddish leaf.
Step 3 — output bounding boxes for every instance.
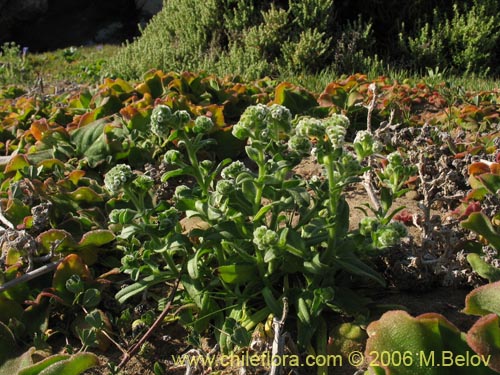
[36,229,76,253]
[469,162,491,176]
[67,170,86,185]
[467,314,500,372]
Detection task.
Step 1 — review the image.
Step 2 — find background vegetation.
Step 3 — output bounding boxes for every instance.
[107,0,500,80]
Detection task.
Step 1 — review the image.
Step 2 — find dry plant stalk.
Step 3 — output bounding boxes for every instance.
[361,83,381,211]
[269,297,289,375]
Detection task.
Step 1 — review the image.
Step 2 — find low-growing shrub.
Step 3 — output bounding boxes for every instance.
[399,0,500,75]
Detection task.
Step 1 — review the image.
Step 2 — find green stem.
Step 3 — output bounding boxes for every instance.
[253,148,266,217]
[182,134,207,197]
[123,186,144,214]
[162,251,180,276]
[323,154,339,259]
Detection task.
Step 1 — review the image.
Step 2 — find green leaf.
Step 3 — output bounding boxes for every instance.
[479,173,500,194]
[153,362,165,375]
[161,168,189,182]
[0,347,35,375]
[380,187,393,214]
[115,273,172,304]
[65,275,84,295]
[17,354,69,375]
[0,296,24,324]
[36,230,76,253]
[335,252,386,286]
[85,310,104,329]
[254,204,273,222]
[3,154,30,174]
[304,253,328,275]
[82,289,101,309]
[52,254,92,301]
[462,212,500,251]
[77,230,115,248]
[464,281,500,317]
[262,287,282,316]
[67,187,103,203]
[335,196,350,239]
[187,251,201,280]
[273,82,318,115]
[467,254,500,282]
[35,352,99,375]
[211,130,245,159]
[70,119,128,166]
[216,264,256,284]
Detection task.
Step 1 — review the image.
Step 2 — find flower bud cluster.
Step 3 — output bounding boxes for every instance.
[150,105,174,138]
[253,225,279,251]
[353,130,383,161]
[164,149,183,165]
[193,115,214,134]
[288,135,312,155]
[151,105,193,138]
[379,151,416,194]
[215,179,234,195]
[232,104,292,142]
[359,217,408,248]
[289,114,350,155]
[104,164,135,194]
[132,174,154,192]
[220,160,249,180]
[109,208,136,224]
[374,222,408,248]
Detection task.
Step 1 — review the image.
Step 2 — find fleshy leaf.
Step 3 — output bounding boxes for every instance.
[478,173,500,195]
[0,347,34,374]
[67,187,103,203]
[67,170,86,185]
[36,229,76,253]
[4,154,30,174]
[467,314,500,372]
[0,296,24,324]
[35,352,98,375]
[461,212,500,251]
[52,254,91,300]
[273,82,318,115]
[469,162,491,176]
[36,159,66,170]
[216,264,256,284]
[365,310,496,375]
[17,354,70,375]
[77,230,115,248]
[467,254,500,282]
[464,281,500,316]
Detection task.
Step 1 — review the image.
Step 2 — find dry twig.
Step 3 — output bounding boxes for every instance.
[118,276,181,370]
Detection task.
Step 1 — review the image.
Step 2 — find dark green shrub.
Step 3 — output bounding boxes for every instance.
[399,0,500,75]
[106,0,499,79]
[107,0,343,79]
